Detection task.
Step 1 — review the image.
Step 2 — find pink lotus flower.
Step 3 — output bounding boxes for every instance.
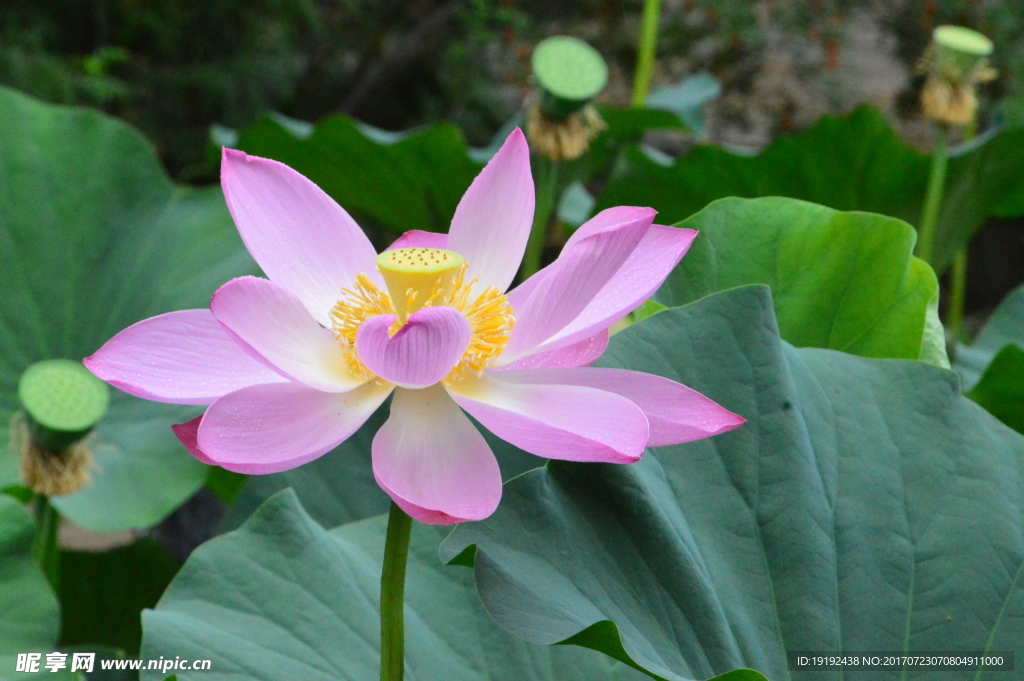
[84,130,743,525]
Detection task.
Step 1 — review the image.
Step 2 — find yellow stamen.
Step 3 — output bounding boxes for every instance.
[329,255,515,384]
[376,248,465,322]
[329,274,398,381]
[444,265,515,383]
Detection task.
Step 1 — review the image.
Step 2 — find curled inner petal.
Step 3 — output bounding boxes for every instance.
[355,307,471,389]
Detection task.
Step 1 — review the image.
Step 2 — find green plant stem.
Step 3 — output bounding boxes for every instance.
[33,495,60,591]
[916,124,948,266]
[631,0,662,107]
[947,119,977,337]
[522,156,559,279]
[379,501,412,681]
[948,247,968,337]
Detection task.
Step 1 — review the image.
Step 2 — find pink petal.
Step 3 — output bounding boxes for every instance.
[500,207,654,364]
[533,225,697,356]
[386,230,448,251]
[171,415,218,466]
[197,381,392,474]
[355,307,471,389]
[447,372,649,464]
[496,330,609,371]
[447,129,534,293]
[495,368,745,446]
[373,384,501,524]
[84,309,285,405]
[562,204,657,248]
[221,149,381,326]
[211,276,361,393]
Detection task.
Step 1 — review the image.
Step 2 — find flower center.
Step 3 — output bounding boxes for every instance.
[329,248,515,384]
[376,248,465,322]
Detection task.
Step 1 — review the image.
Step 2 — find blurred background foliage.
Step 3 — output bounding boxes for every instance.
[4,0,1024,356]
[4,0,1024,177]
[3,0,1024,405]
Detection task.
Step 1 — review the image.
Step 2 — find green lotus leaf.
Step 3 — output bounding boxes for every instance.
[0,495,59,655]
[140,489,659,681]
[967,345,1024,435]
[952,285,1024,436]
[0,86,257,531]
[957,284,1024,390]
[442,285,1024,681]
[597,105,1024,271]
[0,656,81,681]
[656,197,942,364]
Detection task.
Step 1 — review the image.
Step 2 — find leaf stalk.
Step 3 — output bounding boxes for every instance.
[631,0,662,107]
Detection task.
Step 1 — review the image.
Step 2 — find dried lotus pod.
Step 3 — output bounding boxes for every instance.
[526,99,607,162]
[919,26,996,125]
[526,36,609,161]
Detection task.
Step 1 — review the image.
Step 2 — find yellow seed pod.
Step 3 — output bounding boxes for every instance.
[376,248,465,322]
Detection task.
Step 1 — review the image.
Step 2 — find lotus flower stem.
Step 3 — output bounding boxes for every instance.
[33,495,60,591]
[947,117,978,338]
[916,123,948,266]
[631,0,662,107]
[522,156,559,279]
[948,248,968,336]
[380,501,413,681]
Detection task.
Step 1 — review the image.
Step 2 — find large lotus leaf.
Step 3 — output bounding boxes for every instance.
[140,488,658,681]
[957,285,1024,390]
[596,105,1024,271]
[654,197,940,364]
[234,115,483,235]
[973,284,1024,356]
[442,285,1024,681]
[0,86,257,530]
[953,285,1024,436]
[0,495,59,654]
[968,345,1024,435]
[0,658,80,681]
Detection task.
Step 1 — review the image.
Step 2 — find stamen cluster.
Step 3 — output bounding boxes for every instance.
[329,264,515,384]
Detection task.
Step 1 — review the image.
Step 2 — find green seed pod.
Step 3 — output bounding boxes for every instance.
[532,36,608,121]
[932,25,993,83]
[18,359,109,453]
